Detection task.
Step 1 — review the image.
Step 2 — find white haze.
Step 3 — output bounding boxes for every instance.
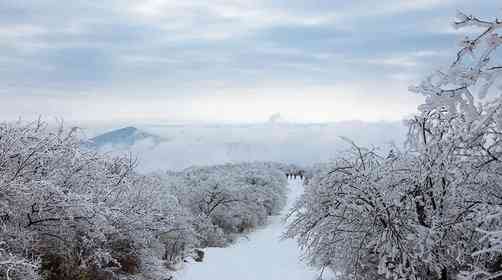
[86,121,408,172]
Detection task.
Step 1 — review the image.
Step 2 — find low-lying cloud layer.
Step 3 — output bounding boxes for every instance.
[90,121,407,172]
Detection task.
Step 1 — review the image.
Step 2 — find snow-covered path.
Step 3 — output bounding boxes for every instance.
[176,178,324,280]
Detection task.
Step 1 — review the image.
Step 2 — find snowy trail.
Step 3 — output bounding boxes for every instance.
[176,178,324,280]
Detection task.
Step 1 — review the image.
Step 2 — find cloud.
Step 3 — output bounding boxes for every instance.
[0,0,497,122]
[98,121,409,172]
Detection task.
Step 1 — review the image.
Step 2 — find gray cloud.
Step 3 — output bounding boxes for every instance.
[0,0,498,122]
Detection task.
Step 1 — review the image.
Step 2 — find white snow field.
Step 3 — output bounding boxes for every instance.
[176,178,335,280]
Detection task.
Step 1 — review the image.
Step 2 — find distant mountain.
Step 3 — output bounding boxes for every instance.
[84,126,165,149]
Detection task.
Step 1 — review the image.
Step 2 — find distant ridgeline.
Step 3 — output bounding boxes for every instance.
[83,126,166,149]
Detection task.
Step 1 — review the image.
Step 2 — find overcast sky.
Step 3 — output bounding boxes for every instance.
[0,0,497,123]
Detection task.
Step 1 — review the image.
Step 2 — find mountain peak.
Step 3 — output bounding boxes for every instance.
[85,126,164,149]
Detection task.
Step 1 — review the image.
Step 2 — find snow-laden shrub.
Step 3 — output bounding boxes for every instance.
[285,143,492,280]
[165,162,288,246]
[287,12,502,280]
[0,121,193,279]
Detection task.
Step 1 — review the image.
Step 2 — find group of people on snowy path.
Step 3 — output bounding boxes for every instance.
[286,171,305,180]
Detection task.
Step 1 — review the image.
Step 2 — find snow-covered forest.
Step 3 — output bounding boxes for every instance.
[0,121,293,279]
[2,3,502,280]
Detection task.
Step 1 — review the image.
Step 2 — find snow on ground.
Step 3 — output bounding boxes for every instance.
[176,178,335,280]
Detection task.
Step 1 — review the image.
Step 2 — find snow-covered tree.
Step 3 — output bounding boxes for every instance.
[165,162,288,247]
[286,12,502,280]
[0,121,194,279]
